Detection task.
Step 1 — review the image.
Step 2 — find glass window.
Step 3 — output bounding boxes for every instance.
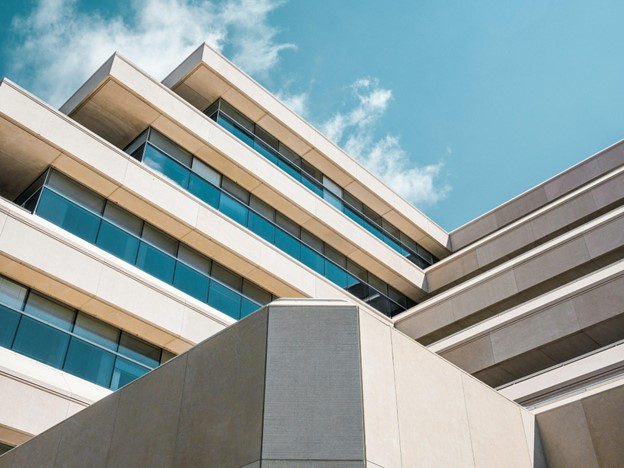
[189,173,221,208]
[323,190,343,211]
[322,176,343,198]
[250,195,275,221]
[161,350,176,364]
[143,144,190,189]
[0,304,21,348]
[192,158,221,187]
[36,189,101,243]
[64,337,116,387]
[208,281,241,320]
[177,245,211,274]
[211,263,242,292]
[118,332,161,368]
[255,126,279,151]
[141,224,178,256]
[324,245,346,268]
[173,261,210,302]
[301,229,323,252]
[278,144,301,167]
[219,100,255,133]
[240,297,259,319]
[73,313,119,351]
[218,115,255,147]
[276,213,300,238]
[248,211,275,243]
[12,316,70,368]
[136,242,176,284]
[219,193,249,226]
[301,244,324,275]
[96,219,140,264]
[275,229,301,259]
[148,129,193,167]
[0,276,28,311]
[221,177,249,204]
[47,171,105,214]
[242,280,271,305]
[111,356,150,390]
[124,128,149,158]
[103,203,143,236]
[24,293,74,331]
[277,158,301,180]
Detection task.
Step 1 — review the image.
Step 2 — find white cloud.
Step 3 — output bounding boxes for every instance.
[275,90,309,116]
[321,78,450,206]
[9,0,293,106]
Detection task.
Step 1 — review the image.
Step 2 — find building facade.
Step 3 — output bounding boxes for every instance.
[0,44,622,466]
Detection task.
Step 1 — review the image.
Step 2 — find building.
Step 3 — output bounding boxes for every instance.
[0,44,622,466]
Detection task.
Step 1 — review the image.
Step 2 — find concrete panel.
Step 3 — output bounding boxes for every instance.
[530,192,598,241]
[513,236,591,292]
[441,335,495,373]
[572,274,624,328]
[450,269,519,321]
[537,401,600,468]
[107,354,188,468]
[262,304,364,462]
[582,383,624,468]
[451,211,499,251]
[583,214,624,259]
[53,392,121,468]
[474,222,536,268]
[261,461,364,467]
[490,301,580,363]
[391,330,474,467]
[8,425,62,468]
[495,187,549,229]
[174,309,268,467]
[590,171,624,208]
[462,374,532,468]
[358,310,402,468]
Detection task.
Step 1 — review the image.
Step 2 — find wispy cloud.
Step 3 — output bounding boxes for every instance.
[321,78,450,206]
[9,0,293,106]
[275,90,309,117]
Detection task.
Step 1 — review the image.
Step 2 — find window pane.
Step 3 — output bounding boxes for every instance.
[118,333,161,368]
[0,304,21,348]
[277,158,301,180]
[242,280,271,305]
[24,293,74,331]
[136,242,176,284]
[217,115,254,147]
[211,263,242,291]
[275,229,301,260]
[189,173,221,208]
[73,313,119,351]
[63,337,115,387]
[254,139,280,164]
[144,144,190,188]
[46,171,105,214]
[12,317,70,368]
[192,158,221,186]
[241,297,260,319]
[103,203,143,236]
[248,212,275,243]
[161,350,175,364]
[177,244,211,274]
[36,189,100,243]
[275,213,300,238]
[141,224,178,256]
[173,262,210,302]
[301,244,324,275]
[219,193,249,226]
[323,190,343,211]
[249,195,274,221]
[96,220,140,264]
[208,281,242,319]
[0,276,28,310]
[111,356,150,390]
[301,175,323,196]
[325,260,348,288]
[221,177,249,204]
[148,129,193,167]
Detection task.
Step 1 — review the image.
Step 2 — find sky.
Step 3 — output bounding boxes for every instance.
[1,0,624,231]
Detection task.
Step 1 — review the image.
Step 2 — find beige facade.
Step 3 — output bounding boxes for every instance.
[0,43,622,466]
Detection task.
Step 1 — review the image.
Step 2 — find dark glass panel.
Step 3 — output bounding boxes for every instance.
[0,304,20,348]
[36,189,100,243]
[219,193,249,226]
[118,333,161,368]
[249,212,275,243]
[208,281,241,320]
[275,229,301,259]
[96,220,140,264]
[325,260,348,288]
[189,173,221,208]
[173,261,210,302]
[0,276,27,311]
[63,338,115,387]
[73,313,119,351]
[240,297,259,319]
[111,356,150,390]
[217,115,255,147]
[12,317,70,368]
[136,242,176,284]
[144,144,190,189]
[301,245,325,275]
[24,293,74,331]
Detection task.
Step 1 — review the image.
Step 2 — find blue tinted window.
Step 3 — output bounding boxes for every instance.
[96,220,140,264]
[275,229,301,259]
[136,242,176,284]
[217,116,254,147]
[36,189,100,243]
[240,297,259,319]
[189,173,220,208]
[111,356,150,390]
[64,338,116,387]
[12,317,70,368]
[144,144,190,188]
[208,281,242,319]
[219,193,249,226]
[301,245,325,275]
[0,305,20,348]
[173,262,210,302]
[118,333,161,368]
[248,212,275,243]
[325,261,348,288]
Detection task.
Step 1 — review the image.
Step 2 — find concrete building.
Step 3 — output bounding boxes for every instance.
[0,44,621,466]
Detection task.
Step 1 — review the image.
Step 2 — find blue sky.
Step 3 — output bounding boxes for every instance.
[1,0,623,231]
